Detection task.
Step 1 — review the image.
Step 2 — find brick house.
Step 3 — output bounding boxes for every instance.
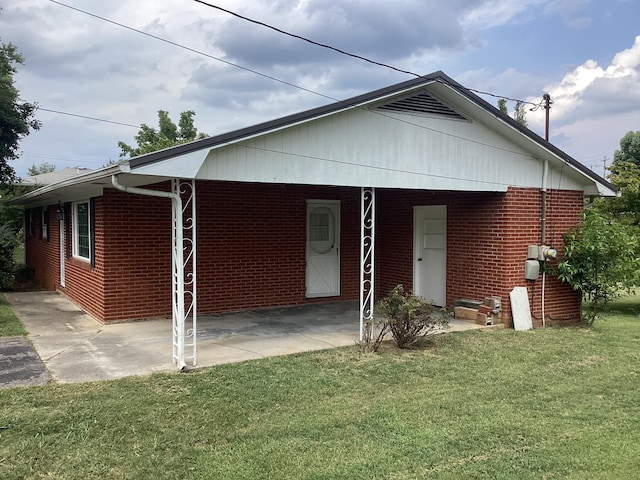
[16,72,616,365]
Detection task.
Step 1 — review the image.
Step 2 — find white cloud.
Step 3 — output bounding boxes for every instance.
[518,36,640,165]
[528,35,640,128]
[461,0,547,29]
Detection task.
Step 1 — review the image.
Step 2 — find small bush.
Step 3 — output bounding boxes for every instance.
[374,285,449,349]
[0,224,18,290]
[557,210,640,326]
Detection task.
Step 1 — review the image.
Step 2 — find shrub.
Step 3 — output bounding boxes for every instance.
[374,285,449,349]
[0,224,18,290]
[557,210,640,326]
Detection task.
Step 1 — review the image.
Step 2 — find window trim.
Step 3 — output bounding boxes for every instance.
[28,209,35,237]
[72,200,91,261]
[41,207,48,240]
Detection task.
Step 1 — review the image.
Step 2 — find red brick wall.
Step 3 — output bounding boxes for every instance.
[376,187,583,325]
[49,182,361,322]
[101,188,173,322]
[25,206,59,290]
[25,182,582,325]
[196,181,360,314]
[60,199,105,321]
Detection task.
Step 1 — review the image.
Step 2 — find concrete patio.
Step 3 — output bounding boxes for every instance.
[4,291,485,384]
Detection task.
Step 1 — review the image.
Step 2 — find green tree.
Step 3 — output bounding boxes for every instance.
[513,100,528,127]
[613,130,640,166]
[557,209,640,326]
[118,110,207,159]
[498,98,508,115]
[497,99,528,126]
[27,162,56,176]
[0,39,41,187]
[594,131,640,226]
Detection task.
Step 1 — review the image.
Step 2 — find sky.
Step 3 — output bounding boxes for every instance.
[1,0,639,179]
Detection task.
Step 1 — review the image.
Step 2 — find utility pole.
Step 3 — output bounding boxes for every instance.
[602,156,608,178]
[543,93,552,141]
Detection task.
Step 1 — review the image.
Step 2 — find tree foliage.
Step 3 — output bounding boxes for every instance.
[0,39,41,187]
[0,223,18,289]
[613,130,640,166]
[557,209,640,326]
[497,99,528,127]
[594,130,640,227]
[118,110,207,159]
[27,162,56,176]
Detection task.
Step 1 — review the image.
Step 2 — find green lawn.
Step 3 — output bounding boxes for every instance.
[0,293,26,336]
[1,295,639,479]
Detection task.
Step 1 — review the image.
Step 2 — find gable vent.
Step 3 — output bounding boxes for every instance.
[377,92,467,120]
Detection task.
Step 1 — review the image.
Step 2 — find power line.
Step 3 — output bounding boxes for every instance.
[48,0,338,103]
[51,0,540,116]
[37,107,141,128]
[193,0,420,78]
[464,88,542,107]
[193,1,541,107]
[46,0,547,163]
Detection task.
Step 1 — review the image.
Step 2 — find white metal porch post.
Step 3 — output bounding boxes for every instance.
[111,175,196,369]
[171,179,197,368]
[359,187,375,341]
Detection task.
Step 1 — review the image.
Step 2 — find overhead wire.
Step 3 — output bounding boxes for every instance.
[193,0,421,78]
[44,0,547,168]
[37,107,141,129]
[192,1,541,107]
[47,0,338,103]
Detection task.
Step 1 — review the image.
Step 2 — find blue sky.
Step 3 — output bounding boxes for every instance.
[1,0,639,178]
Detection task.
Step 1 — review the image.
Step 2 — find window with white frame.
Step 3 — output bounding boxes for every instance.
[41,207,48,240]
[28,209,35,236]
[73,201,91,260]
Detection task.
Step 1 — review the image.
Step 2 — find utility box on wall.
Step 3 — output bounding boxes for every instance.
[524,259,540,280]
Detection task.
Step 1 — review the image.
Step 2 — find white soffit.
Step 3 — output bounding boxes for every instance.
[131,149,209,178]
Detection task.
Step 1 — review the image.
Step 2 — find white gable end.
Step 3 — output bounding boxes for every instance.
[195,98,583,192]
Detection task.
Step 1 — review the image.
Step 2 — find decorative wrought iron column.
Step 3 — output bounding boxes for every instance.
[359,187,375,341]
[171,179,197,368]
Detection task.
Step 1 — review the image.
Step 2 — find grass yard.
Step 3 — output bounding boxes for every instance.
[1,295,639,479]
[0,293,26,336]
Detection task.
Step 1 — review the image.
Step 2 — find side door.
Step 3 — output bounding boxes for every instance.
[306,201,340,298]
[413,205,446,306]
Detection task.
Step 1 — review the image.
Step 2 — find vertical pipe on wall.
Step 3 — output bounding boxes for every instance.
[541,159,549,326]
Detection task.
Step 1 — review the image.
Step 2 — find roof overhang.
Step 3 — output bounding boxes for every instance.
[10,163,169,208]
[426,77,618,197]
[11,71,617,206]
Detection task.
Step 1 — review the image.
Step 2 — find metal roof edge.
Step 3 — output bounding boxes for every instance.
[9,163,130,205]
[432,73,618,195]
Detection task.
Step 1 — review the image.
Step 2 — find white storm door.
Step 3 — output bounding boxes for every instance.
[413,205,446,306]
[59,219,65,287]
[306,201,340,298]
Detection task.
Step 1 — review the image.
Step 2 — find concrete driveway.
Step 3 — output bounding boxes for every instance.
[4,291,483,384]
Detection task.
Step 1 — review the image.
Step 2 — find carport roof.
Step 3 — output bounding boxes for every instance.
[12,70,617,207]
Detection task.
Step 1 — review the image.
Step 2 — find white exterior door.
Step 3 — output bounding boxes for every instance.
[59,219,65,287]
[413,205,446,306]
[306,201,340,298]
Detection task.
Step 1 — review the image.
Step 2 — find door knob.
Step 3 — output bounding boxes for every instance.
[417,258,422,261]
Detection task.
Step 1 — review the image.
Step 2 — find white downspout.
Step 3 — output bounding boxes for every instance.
[111,175,187,368]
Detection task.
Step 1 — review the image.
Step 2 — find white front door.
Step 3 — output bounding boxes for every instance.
[306,201,340,298]
[59,219,65,287]
[413,205,446,306]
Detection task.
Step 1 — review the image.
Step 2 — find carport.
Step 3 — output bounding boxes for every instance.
[5,291,483,384]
